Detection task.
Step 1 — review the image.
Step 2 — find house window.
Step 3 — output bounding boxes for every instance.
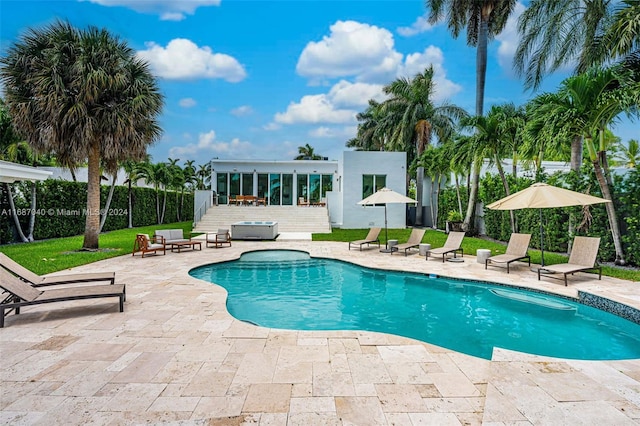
[362,174,386,198]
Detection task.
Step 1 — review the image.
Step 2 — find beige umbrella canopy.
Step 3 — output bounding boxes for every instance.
[486,183,611,210]
[486,182,610,266]
[358,187,416,252]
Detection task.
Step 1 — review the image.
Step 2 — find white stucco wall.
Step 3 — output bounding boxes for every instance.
[339,151,408,229]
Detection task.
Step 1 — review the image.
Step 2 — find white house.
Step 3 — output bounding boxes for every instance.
[210,151,408,229]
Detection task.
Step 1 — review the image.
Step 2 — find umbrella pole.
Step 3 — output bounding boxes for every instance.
[385,204,388,249]
[540,208,545,266]
[380,204,395,253]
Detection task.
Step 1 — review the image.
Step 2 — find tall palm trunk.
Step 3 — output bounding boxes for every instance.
[495,157,515,232]
[27,182,36,241]
[127,181,133,228]
[83,143,101,249]
[155,184,161,224]
[4,183,28,243]
[416,167,424,226]
[455,174,463,216]
[586,136,626,265]
[570,136,583,172]
[99,174,117,233]
[464,16,489,234]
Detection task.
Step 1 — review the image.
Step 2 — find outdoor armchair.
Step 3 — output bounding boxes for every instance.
[206,229,232,248]
[132,233,166,257]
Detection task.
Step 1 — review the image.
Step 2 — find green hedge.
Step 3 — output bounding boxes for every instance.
[0,180,194,243]
[436,168,639,266]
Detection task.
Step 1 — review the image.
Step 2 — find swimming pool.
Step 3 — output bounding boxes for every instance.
[189,250,640,360]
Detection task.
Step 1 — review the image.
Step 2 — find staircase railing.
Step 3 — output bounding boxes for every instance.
[193,200,209,227]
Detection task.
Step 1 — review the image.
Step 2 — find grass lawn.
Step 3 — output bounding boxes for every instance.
[0,222,194,275]
[1,223,638,282]
[313,228,640,282]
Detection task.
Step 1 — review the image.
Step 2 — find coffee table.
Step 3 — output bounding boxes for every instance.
[170,241,202,253]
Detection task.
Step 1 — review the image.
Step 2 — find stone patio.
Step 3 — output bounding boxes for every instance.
[1,240,639,425]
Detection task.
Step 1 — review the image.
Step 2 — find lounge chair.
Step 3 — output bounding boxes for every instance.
[485,233,532,273]
[538,236,602,286]
[426,231,465,262]
[0,253,115,286]
[393,228,426,256]
[206,229,232,248]
[0,267,125,328]
[132,233,166,258]
[348,227,381,251]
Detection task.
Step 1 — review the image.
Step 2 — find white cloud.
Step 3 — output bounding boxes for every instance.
[137,39,246,82]
[273,81,383,127]
[495,2,526,76]
[168,130,252,159]
[86,0,220,21]
[274,94,357,125]
[327,80,386,107]
[309,127,334,138]
[309,125,358,139]
[231,105,253,116]
[263,122,282,131]
[179,98,196,108]
[398,46,462,102]
[296,20,402,83]
[397,14,436,37]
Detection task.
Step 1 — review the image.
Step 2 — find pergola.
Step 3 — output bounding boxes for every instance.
[0,160,52,183]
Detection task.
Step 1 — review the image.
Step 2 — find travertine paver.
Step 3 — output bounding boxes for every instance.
[0,240,638,425]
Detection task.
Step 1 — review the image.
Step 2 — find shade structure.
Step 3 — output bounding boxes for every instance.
[358,187,417,252]
[486,183,610,266]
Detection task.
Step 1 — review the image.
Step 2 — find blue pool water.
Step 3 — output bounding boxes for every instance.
[189,250,640,360]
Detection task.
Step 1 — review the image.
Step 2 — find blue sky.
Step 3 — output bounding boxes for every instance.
[1,0,637,166]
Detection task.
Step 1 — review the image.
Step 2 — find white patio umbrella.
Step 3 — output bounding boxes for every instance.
[486,182,611,266]
[358,187,417,252]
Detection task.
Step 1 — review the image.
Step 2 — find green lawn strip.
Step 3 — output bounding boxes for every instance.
[1,224,637,281]
[314,228,639,282]
[0,222,193,275]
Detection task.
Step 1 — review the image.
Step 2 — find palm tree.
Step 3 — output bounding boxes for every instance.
[586,0,640,70]
[0,21,163,249]
[425,0,518,232]
[611,139,640,168]
[347,100,388,151]
[167,158,185,222]
[121,159,145,228]
[295,143,323,160]
[514,0,615,90]
[196,163,211,190]
[537,68,629,264]
[137,161,171,224]
[380,66,467,225]
[461,105,519,232]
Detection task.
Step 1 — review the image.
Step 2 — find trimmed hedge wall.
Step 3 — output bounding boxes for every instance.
[437,168,639,266]
[0,180,194,243]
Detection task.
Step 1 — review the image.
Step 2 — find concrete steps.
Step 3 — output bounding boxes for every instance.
[193,205,331,234]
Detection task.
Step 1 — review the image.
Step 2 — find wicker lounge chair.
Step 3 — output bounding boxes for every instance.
[393,228,426,256]
[426,231,465,262]
[0,267,125,328]
[485,233,532,273]
[538,236,602,286]
[206,229,232,248]
[348,227,381,251]
[0,253,115,286]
